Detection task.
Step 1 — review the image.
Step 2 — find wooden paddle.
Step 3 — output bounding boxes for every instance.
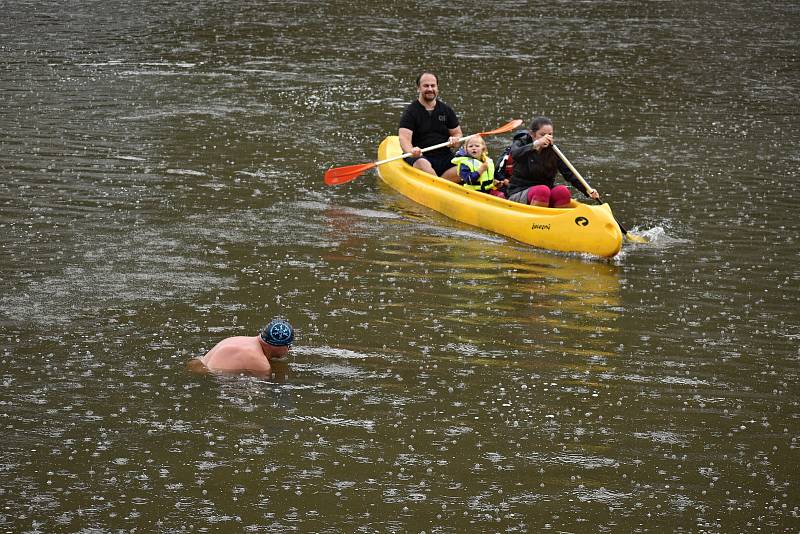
[324,119,522,185]
[551,144,648,243]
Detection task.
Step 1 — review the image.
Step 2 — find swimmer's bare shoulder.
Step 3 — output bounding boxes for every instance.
[187,319,294,376]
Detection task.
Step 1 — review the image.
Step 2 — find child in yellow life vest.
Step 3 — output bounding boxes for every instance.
[451,136,509,199]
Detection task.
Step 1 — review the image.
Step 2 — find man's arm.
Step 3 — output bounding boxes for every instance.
[399,127,415,154]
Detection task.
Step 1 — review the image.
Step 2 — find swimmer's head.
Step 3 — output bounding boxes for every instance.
[260,318,294,347]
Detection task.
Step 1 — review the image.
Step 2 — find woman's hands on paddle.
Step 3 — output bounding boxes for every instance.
[586,187,600,200]
[533,133,553,151]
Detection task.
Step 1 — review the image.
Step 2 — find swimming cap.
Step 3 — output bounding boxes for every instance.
[260,319,294,347]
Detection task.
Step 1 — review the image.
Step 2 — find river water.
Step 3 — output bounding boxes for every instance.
[1,1,798,532]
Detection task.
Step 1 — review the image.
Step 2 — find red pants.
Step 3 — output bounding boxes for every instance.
[527,185,571,207]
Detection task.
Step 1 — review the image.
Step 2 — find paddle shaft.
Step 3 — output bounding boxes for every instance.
[382,132,481,168]
[324,119,522,186]
[550,144,595,198]
[390,119,521,167]
[551,144,633,236]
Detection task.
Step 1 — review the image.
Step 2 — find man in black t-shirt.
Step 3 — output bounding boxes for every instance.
[398,71,463,182]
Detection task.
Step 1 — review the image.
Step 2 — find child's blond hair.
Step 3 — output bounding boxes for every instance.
[462,136,489,161]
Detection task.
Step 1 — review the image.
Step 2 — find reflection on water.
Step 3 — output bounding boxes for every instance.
[1,0,798,531]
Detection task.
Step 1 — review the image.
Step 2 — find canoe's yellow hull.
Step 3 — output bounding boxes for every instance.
[377,136,622,258]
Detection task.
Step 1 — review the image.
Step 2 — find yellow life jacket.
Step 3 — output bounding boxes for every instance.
[451,154,496,191]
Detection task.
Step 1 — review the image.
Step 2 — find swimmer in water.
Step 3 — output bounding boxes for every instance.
[187,318,294,376]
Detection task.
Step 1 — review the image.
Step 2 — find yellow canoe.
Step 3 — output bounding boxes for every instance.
[376,136,623,258]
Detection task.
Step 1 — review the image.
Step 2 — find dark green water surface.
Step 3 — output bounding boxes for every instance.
[1,1,798,532]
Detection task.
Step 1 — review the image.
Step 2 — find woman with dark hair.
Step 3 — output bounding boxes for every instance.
[506,116,600,207]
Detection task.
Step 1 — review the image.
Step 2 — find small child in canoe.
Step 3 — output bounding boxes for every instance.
[451,136,509,199]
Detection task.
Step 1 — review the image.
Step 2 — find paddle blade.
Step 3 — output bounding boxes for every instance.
[598,198,648,243]
[624,232,649,243]
[324,162,377,185]
[479,119,523,137]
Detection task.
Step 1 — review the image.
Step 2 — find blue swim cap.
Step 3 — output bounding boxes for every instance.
[260,319,294,347]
